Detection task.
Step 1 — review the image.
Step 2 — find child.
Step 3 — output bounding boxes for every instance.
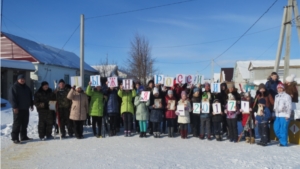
[212,99,223,141]
[190,87,201,137]
[118,84,137,137]
[134,88,150,138]
[273,84,292,147]
[224,83,240,142]
[67,86,89,139]
[240,92,255,144]
[165,90,177,137]
[255,98,271,146]
[200,92,212,140]
[149,87,165,138]
[176,91,192,139]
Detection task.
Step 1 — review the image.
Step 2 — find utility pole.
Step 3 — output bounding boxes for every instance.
[274,0,300,82]
[80,14,85,87]
[1,0,3,32]
[211,59,214,83]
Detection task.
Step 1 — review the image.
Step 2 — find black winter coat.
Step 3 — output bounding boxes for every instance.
[149,95,165,122]
[34,88,55,112]
[106,89,119,115]
[9,82,33,110]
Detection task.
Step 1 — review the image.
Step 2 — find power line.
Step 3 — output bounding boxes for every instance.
[199,62,211,72]
[85,0,197,20]
[213,0,279,60]
[156,59,211,65]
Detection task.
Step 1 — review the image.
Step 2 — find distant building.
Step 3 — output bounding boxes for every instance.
[220,68,234,83]
[1,32,98,91]
[92,65,118,77]
[214,73,220,82]
[233,61,251,92]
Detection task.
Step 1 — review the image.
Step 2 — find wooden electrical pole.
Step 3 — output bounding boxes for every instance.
[80,14,85,87]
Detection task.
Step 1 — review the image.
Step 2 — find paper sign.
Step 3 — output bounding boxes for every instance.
[211,83,221,93]
[227,100,236,111]
[168,100,176,110]
[154,75,164,84]
[90,75,101,87]
[122,79,133,90]
[140,91,150,102]
[193,103,201,114]
[201,102,210,113]
[193,75,204,85]
[70,76,82,87]
[49,101,57,111]
[154,99,162,108]
[186,75,194,88]
[107,77,118,88]
[241,101,250,113]
[177,105,185,116]
[213,103,221,114]
[164,77,174,87]
[176,74,186,84]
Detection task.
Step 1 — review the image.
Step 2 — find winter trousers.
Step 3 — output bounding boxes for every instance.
[122,113,133,132]
[73,120,84,138]
[180,123,188,138]
[222,115,228,134]
[38,111,54,138]
[152,122,160,132]
[161,114,166,133]
[11,109,29,141]
[258,122,269,144]
[109,114,117,131]
[213,121,222,136]
[167,118,176,128]
[192,114,200,136]
[200,117,211,136]
[227,118,238,141]
[58,108,73,136]
[273,117,290,146]
[91,116,102,136]
[139,121,147,132]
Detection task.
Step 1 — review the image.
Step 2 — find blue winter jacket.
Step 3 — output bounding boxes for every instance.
[106,89,119,114]
[265,79,281,99]
[255,107,271,123]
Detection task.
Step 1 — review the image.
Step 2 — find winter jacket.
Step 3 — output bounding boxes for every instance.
[177,99,192,124]
[9,82,33,110]
[149,95,165,123]
[225,102,240,119]
[265,79,281,99]
[255,107,271,123]
[85,85,105,117]
[212,103,223,123]
[174,84,185,101]
[55,87,72,109]
[165,95,177,119]
[67,89,89,121]
[284,82,299,103]
[34,87,55,113]
[106,89,120,114]
[134,95,150,121]
[274,92,292,118]
[118,90,136,114]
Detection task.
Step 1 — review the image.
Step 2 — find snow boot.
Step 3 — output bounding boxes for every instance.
[128,131,131,137]
[207,135,212,141]
[168,127,171,137]
[124,131,128,137]
[143,132,147,138]
[180,131,184,139]
[199,135,204,140]
[184,130,188,139]
[139,132,143,138]
[250,137,255,144]
[170,127,174,138]
[245,137,250,143]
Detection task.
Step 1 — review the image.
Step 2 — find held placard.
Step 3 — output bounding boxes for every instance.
[193,103,201,114]
[122,79,133,90]
[201,102,210,113]
[227,100,236,111]
[164,77,174,87]
[177,105,185,116]
[90,75,101,87]
[70,76,82,87]
[107,77,118,88]
[140,91,150,102]
[241,101,250,113]
[212,103,221,114]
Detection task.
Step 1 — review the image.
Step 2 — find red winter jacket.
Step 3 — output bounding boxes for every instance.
[165,95,177,119]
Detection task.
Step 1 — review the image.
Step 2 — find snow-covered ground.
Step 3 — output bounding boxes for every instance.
[1,99,300,169]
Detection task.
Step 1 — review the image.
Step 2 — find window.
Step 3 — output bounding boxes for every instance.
[64,74,70,84]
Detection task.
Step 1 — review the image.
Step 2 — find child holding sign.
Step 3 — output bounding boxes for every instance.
[255,98,271,146]
[212,99,223,141]
[200,92,212,140]
[165,90,177,137]
[240,92,255,144]
[149,87,165,138]
[134,88,150,138]
[190,87,202,137]
[118,83,137,137]
[176,91,192,139]
[106,84,120,137]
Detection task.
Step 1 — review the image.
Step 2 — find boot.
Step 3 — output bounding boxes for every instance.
[190,124,193,134]
[207,135,212,141]
[157,132,161,138]
[109,130,113,137]
[184,130,188,139]
[168,127,171,137]
[128,131,131,137]
[180,131,184,139]
[143,132,147,138]
[250,137,255,144]
[245,137,250,143]
[218,135,223,141]
[124,131,128,137]
[199,134,204,140]
[216,135,220,141]
[139,132,143,138]
[170,127,174,138]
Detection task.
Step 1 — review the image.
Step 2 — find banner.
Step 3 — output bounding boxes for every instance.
[154,75,164,84]
[107,77,118,88]
[122,79,133,90]
[70,76,82,87]
[90,75,101,87]
[164,77,174,87]
[140,91,150,102]
[176,74,186,84]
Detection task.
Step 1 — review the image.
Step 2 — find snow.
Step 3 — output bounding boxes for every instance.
[1,98,300,169]
[249,59,300,70]
[0,59,36,71]
[92,65,118,77]
[2,32,97,73]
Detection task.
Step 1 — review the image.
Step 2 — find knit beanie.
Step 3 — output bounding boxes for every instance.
[76,86,82,90]
[41,81,49,87]
[286,74,296,83]
[227,82,234,89]
[58,79,65,84]
[193,88,200,93]
[277,83,284,89]
[17,74,25,80]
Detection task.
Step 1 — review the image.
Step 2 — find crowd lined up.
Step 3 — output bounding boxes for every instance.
[8,72,298,147]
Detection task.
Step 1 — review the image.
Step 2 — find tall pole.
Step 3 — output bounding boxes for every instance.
[80,14,85,87]
[211,59,214,83]
[292,0,300,43]
[274,6,288,72]
[1,0,3,32]
[283,0,293,81]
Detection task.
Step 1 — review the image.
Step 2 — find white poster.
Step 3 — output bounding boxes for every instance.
[154,99,162,108]
[140,91,150,102]
[107,77,118,88]
[90,75,101,87]
[193,103,201,114]
[186,75,194,88]
[211,83,221,93]
[212,103,222,114]
[168,100,176,110]
[122,79,133,90]
[241,101,250,113]
[49,101,57,111]
[176,74,186,84]
[164,77,174,87]
[154,75,164,84]
[227,100,236,111]
[193,75,204,85]
[201,102,210,113]
[177,105,185,116]
[70,76,82,87]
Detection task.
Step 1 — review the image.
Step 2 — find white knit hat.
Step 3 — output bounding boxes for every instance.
[76,86,82,90]
[153,87,159,95]
[286,74,296,83]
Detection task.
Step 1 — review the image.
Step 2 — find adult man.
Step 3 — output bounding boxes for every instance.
[9,74,34,144]
[265,72,282,99]
[55,79,73,138]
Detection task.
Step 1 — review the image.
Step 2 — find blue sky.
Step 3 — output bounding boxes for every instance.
[1,0,299,78]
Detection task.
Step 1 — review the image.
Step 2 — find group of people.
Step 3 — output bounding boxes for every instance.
[8,72,298,147]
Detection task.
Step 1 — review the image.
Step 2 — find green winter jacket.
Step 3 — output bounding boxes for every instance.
[118,89,136,114]
[86,85,105,117]
[134,95,150,121]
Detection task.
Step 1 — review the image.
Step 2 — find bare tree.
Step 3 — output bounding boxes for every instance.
[127,33,156,85]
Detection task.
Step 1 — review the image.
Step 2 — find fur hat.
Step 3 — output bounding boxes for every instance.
[17,74,25,80]
[153,87,159,95]
[286,74,296,83]
[277,83,284,89]
[258,98,266,105]
[228,93,235,100]
[41,81,49,87]
[168,90,173,95]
